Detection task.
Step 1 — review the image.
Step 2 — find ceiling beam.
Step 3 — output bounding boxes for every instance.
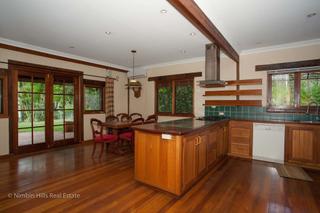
[0,43,128,73]
[167,0,239,62]
[255,59,320,71]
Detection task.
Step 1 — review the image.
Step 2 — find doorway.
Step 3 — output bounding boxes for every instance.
[10,61,83,154]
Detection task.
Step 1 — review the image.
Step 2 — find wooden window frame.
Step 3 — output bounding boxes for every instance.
[0,69,8,118]
[83,79,105,114]
[155,78,195,117]
[267,70,320,113]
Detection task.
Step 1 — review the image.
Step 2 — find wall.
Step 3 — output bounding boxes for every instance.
[130,43,320,122]
[0,48,128,155]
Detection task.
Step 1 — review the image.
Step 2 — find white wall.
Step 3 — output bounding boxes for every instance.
[130,43,320,122]
[0,48,128,155]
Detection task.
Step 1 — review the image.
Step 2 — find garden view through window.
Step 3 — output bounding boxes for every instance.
[84,80,104,112]
[157,79,193,116]
[269,71,320,111]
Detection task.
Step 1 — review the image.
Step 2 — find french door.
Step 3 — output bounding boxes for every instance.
[10,64,82,154]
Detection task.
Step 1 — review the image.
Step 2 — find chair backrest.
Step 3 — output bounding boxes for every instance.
[116,113,128,118]
[145,114,158,123]
[121,114,132,122]
[131,117,144,126]
[90,118,103,139]
[106,115,119,122]
[129,113,142,120]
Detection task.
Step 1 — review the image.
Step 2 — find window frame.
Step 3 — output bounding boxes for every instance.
[0,69,8,118]
[155,78,194,117]
[267,70,320,113]
[83,79,105,114]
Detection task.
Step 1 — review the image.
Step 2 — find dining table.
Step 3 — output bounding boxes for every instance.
[101,120,134,154]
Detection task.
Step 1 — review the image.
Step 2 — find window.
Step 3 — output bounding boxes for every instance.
[84,80,105,113]
[0,69,8,118]
[267,71,320,112]
[156,79,194,116]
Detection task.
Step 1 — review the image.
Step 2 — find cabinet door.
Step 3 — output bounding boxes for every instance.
[222,125,228,155]
[217,127,224,159]
[197,133,207,176]
[287,128,316,163]
[182,135,198,189]
[207,128,218,166]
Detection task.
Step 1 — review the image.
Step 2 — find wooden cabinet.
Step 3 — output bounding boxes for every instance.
[207,128,218,167]
[229,121,252,158]
[285,124,320,168]
[135,131,182,195]
[182,134,198,189]
[135,121,229,196]
[182,131,208,190]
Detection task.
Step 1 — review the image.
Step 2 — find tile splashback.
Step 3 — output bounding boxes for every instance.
[205,106,319,121]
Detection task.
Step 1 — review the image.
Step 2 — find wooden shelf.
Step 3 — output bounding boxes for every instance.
[203,79,262,88]
[204,100,262,107]
[204,89,262,96]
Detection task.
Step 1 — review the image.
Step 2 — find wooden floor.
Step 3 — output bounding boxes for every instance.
[0,144,319,213]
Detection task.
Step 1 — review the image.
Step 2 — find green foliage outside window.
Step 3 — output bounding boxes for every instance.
[157,80,193,115]
[158,86,172,113]
[270,71,320,110]
[175,83,193,114]
[300,72,320,105]
[271,74,295,107]
[85,87,102,111]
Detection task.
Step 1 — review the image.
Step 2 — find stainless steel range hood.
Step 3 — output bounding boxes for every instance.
[199,43,226,86]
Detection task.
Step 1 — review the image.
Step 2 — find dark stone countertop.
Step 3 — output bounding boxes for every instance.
[132,117,320,135]
[132,118,228,135]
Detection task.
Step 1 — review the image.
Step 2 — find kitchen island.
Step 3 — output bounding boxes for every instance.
[132,118,229,196]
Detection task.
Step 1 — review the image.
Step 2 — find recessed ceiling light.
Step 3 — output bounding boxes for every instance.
[69,46,75,49]
[189,32,196,36]
[105,31,112,35]
[160,9,167,14]
[307,12,316,18]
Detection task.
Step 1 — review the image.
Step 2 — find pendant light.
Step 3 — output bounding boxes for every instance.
[126,50,142,98]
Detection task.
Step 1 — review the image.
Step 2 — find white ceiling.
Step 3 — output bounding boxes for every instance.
[195,0,320,51]
[0,0,319,69]
[0,0,209,68]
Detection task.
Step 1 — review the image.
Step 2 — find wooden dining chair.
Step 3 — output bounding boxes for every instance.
[129,113,142,120]
[90,118,118,158]
[116,113,128,120]
[119,118,144,151]
[106,115,119,122]
[145,114,158,123]
[120,114,132,122]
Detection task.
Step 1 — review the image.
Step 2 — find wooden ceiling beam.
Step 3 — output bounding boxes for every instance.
[167,0,239,62]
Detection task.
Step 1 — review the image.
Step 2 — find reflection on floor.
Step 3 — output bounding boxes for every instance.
[0,143,319,212]
[18,132,74,146]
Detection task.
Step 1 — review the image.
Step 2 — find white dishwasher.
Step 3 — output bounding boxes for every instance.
[253,123,285,163]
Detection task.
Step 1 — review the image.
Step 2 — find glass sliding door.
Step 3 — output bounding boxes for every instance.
[53,78,75,143]
[17,74,47,147]
[11,63,82,154]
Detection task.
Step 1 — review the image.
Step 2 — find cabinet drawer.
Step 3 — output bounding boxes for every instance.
[230,121,252,129]
[230,144,249,156]
[230,136,250,145]
[230,128,251,138]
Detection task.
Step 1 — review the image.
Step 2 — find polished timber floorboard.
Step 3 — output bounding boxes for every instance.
[0,144,319,213]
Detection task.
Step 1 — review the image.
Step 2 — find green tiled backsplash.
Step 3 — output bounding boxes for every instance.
[205,106,320,121]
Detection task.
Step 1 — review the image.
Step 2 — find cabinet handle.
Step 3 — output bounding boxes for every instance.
[195,137,199,146]
[198,136,202,144]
